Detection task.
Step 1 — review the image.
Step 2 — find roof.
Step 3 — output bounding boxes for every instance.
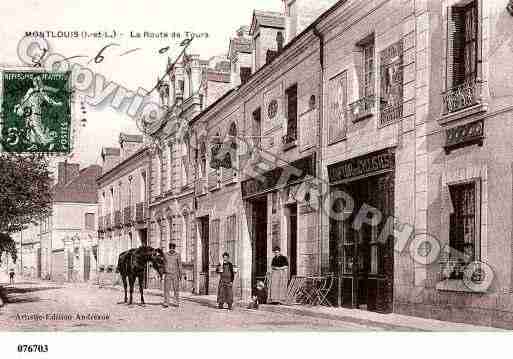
[250,10,285,35]
[52,165,101,203]
[119,133,143,143]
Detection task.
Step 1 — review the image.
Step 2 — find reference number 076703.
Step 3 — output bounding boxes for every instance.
[17,344,49,353]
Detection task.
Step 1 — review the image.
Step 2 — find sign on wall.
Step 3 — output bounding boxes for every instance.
[263,83,283,134]
[328,71,348,144]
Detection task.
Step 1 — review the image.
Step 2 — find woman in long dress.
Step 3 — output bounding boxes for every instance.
[269,246,289,304]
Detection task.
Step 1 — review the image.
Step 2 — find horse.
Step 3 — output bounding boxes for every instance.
[117,246,165,305]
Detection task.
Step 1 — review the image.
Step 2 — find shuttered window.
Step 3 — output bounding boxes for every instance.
[210,219,220,265]
[225,215,238,265]
[85,213,95,230]
[363,41,375,98]
[285,84,298,141]
[328,71,348,143]
[449,1,478,88]
[252,108,262,148]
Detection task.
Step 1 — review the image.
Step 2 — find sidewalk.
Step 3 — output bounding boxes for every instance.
[100,283,499,331]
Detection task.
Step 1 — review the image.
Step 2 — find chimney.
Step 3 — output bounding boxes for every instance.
[283,0,339,43]
[229,26,253,86]
[57,162,80,185]
[101,147,121,174]
[250,10,285,72]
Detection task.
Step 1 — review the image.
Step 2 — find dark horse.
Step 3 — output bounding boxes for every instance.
[117,246,165,305]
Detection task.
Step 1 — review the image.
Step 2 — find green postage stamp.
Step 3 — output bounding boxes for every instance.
[1,70,71,153]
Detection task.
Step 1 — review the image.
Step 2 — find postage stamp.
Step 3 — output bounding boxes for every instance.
[1,70,71,153]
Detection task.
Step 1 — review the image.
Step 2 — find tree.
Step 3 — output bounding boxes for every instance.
[0,153,53,265]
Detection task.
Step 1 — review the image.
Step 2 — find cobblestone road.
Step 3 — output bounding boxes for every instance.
[0,281,384,331]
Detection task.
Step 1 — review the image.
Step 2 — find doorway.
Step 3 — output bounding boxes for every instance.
[329,172,394,313]
[199,216,210,295]
[287,204,298,277]
[251,198,267,293]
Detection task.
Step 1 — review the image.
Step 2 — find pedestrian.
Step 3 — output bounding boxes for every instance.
[269,246,289,304]
[216,252,235,310]
[162,242,182,308]
[9,268,15,285]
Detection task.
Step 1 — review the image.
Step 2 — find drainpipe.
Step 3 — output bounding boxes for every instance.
[313,27,325,276]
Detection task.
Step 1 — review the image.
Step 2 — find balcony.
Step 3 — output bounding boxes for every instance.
[104,213,111,230]
[114,210,122,228]
[442,79,483,116]
[348,95,375,122]
[195,177,207,196]
[123,206,133,225]
[282,128,298,151]
[136,202,148,223]
[208,170,220,191]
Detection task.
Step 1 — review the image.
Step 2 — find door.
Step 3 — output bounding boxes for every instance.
[288,204,298,277]
[51,250,65,282]
[200,216,210,295]
[252,198,267,293]
[36,248,42,279]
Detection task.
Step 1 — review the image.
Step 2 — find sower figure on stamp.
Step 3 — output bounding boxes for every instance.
[269,246,289,304]
[216,252,235,310]
[162,242,182,308]
[14,75,62,147]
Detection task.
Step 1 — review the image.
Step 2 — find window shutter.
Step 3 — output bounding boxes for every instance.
[448,6,466,87]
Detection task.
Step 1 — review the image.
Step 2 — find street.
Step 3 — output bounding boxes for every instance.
[0,281,384,331]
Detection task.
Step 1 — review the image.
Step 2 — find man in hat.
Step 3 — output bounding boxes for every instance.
[269,246,289,304]
[9,268,15,284]
[162,242,182,308]
[216,252,235,310]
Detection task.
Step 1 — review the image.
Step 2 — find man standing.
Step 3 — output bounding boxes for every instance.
[9,269,15,285]
[216,252,235,310]
[269,246,289,304]
[162,243,181,308]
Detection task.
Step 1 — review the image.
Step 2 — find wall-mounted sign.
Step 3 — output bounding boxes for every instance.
[328,148,395,183]
[444,119,484,154]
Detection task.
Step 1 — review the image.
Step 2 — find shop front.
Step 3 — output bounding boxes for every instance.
[328,148,395,313]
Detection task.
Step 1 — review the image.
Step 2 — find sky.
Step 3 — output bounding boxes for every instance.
[0,0,282,167]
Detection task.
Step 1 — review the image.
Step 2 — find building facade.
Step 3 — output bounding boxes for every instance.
[96,134,151,284]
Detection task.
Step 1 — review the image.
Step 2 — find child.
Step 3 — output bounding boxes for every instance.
[248,281,268,310]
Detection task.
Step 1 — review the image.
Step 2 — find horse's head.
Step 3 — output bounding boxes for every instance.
[148,247,165,279]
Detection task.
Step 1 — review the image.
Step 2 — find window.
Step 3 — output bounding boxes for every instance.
[447,180,480,279]
[168,144,173,191]
[284,84,298,144]
[85,213,95,230]
[328,71,348,143]
[225,215,238,266]
[110,187,114,213]
[210,219,220,265]
[118,182,122,210]
[252,108,262,149]
[186,217,194,263]
[240,67,251,85]
[361,38,375,99]
[141,171,147,203]
[443,1,480,114]
[127,177,133,207]
[379,41,403,125]
[200,142,207,177]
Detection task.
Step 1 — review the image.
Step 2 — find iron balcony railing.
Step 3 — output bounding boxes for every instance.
[282,127,297,145]
[442,79,482,115]
[221,167,237,184]
[379,100,403,126]
[348,94,375,122]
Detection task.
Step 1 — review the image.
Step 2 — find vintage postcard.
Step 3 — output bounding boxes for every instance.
[1,0,513,357]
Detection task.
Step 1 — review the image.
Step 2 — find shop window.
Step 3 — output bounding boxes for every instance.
[447,180,480,279]
[443,0,481,114]
[379,41,403,126]
[225,215,238,266]
[328,71,348,144]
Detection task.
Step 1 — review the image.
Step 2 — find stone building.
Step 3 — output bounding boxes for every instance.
[143,0,513,328]
[9,162,101,282]
[96,134,150,283]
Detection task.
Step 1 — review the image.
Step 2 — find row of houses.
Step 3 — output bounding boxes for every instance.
[81,0,513,328]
